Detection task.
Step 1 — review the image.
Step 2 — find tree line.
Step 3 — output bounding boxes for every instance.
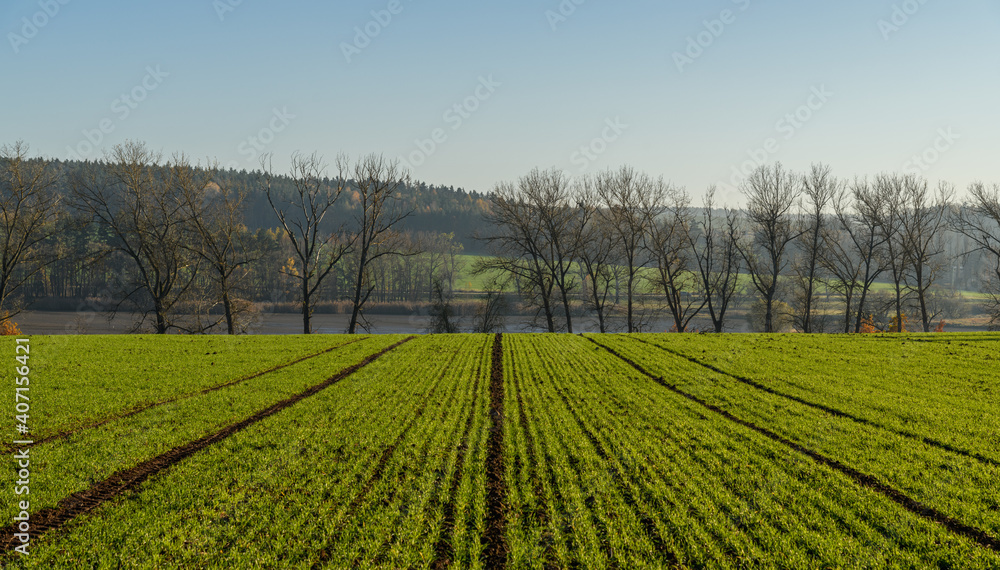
[2,139,998,334]
[476,163,1000,333]
[0,140,465,333]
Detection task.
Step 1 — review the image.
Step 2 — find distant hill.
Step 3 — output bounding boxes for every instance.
[49,159,494,254]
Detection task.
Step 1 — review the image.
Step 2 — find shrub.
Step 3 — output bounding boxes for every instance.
[0,315,22,336]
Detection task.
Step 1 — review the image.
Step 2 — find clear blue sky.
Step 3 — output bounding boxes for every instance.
[3,0,998,205]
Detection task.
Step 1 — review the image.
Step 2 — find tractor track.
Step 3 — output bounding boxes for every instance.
[480,333,509,569]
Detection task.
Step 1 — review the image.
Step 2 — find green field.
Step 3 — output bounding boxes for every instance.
[2,333,999,568]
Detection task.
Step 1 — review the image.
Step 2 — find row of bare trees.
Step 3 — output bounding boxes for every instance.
[3,139,1000,334]
[1,140,424,334]
[477,163,1000,333]
[477,166,741,333]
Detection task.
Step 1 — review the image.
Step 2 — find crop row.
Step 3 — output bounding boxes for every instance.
[7,334,493,568]
[593,333,1000,540]
[4,332,999,568]
[503,334,1000,568]
[1,334,359,442]
[2,336,407,524]
[642,332,1000,462]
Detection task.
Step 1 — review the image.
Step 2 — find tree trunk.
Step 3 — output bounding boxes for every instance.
[154,300,167,334]
[894,285,904,332]
[843,292,853,334]
[626,273,635,333]
[802,277,814,333]
[854,287,869,333]
[919,290,930,332]
[560,285,573,334]
[222,289,234,335]
[348,250,368,334]
[588,274,606,333]
[302,278,311,334]
[540,288,555,333]
[914,265,931,332]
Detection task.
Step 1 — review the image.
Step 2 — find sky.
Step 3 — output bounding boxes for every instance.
[2,0,998,205]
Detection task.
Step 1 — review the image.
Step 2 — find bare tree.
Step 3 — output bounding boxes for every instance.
[791,164,837,333]
[819,219,862,333]
[646,185,705,332]
[427,278,459,333]
[179,161,259,334]
[261,152,350,334]
[472,277,508,333]
[952,182,1000,328]
[595,166,665,332]
[476,184,556,331]
[70,141,200,333]
[347,153,415,334]
[527,169,584,333]
[688,187,741,333]
[873,174,909,331]
[0,141,63,321]
[575,180,623,333]
[737,163,802,333]
[900,179,953,331]
[476,170,572,333]
[822,179,892,332]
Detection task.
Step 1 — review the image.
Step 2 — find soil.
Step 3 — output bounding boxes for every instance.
[481,333,509,569]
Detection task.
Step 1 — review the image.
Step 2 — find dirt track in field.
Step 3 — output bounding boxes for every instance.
[585,335,1000,554]
[1,338,367,455]
[481,333,509,569]
[0,336,413,557]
